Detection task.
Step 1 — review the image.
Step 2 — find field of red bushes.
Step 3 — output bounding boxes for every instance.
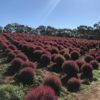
[0,32,100,100]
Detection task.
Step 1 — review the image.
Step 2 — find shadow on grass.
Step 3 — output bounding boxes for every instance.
[49,63,62,73]
[80,73,93,85]
[3,65,19,76]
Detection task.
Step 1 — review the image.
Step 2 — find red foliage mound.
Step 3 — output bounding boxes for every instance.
[13,50,21,54]
[8,45,17,50]
[25,86,57,100]
[5,48,13,54]
[27,45,36,54]
[75,60,85,72]
[81,63,93,76]
[16,53,28,61]
[42,74,62,94]
[51,54,58,62]
[33,50,43,59]
[40,54,51,65]
[63,52,71,60]
[84,55,94,63]
[7,52,16,61]
[11,58,24,70]
[90,60,99,69]
[95,56,100,63]
[70,50,80,60]
[67,77,81,91]
[51,46,59,54]
[62,60,79,75]
[54,54,66,65]
[42,50,51,56]
[18,67,35,84]
[21,61,36,69]
[1,44,8,51]
[89,53,96,59]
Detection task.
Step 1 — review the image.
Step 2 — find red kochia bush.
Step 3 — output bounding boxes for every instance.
[5,48,13,54]
[25,86,57,100]
[63,52,71,60]
[51,54,58,62]
[95,56,100,63]
[62,60,79,75]
[1,44,8,51]
[75,60,85,72]
[7,52,16,61]
[27,45,36,54]
[84,55,94,63]
[21,61,36,69]
[67,77,81,90]
[54,54,66,65]
[42,74,62,94]
[51,46,59,54]
[70,50,80,60]
[81,63,93,76]
[42,50,51,56]
[11,58,24,70]
[18,67,35,84]
[33,50,43,59]
[16,53,28,61]
[13,50,21,54]
[8,45,17,50]
[90,60,99,69]
[40,54,51,65]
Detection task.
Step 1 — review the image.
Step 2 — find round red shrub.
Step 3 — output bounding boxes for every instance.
[51,54,58,62]
[16,53,28,61]
[51,46,59,54]
[35,46,44,50]
[63,52,71,60]
[25,86,57,100]
[42,50,51,56]
[59,49,69,55]
[7,52,16,61]
[89,53,96,59]
[45,48,52,53]
[1,44,8,51]
[62,60,79,75]
[81,63,93,76]
[27,45,36,54]
[80,49,84,55]
[11,58,24,70]
[33,50,43,59]
[18,67,35,84]
[90,60,99,69]
[42,74,62,94]
[70,50,80,60]
[95,56,100,63]
[21,61,36,69]
[54,54,66,65]
[40,54,51,65]
[5,48,13,55]
[13,50,21,54]
[8,45,17,50]
[75,60,85,72]
[67,77,81,90]
[84,55,94,63]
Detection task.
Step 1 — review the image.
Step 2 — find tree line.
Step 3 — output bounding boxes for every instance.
[0,22,100,39]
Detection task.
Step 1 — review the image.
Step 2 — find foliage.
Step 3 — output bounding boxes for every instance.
[62,60,79,75]
[42,74,62,94]
[24,86,57,100]
[0,84,25,100]
[18,67,35,84]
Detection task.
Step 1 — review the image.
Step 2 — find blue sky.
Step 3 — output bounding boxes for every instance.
[0,0,100,29]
